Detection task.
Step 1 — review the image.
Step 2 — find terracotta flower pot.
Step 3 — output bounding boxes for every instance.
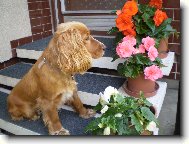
[123,74,159,98]
[158,38,169,59]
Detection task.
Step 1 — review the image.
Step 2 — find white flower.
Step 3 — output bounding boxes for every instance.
[115,113,122,117]
[99,92,109,105]
[103,127,110,135]
[101,105,109,114]
[98,123,103,128]
[146,121,157,131]
[100,86,119,105]
[104,86,119,98]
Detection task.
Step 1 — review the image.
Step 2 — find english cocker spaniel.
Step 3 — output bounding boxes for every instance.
[7,21,106,135]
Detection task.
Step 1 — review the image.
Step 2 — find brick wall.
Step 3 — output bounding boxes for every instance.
[0,58,20,70]
[139,0,181,80]
[10,0,53,58]
[0,0,53,71]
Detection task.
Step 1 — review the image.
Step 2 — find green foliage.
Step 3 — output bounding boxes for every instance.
[115,32,125,45]
[134,4,178,47]
[130,114,143,132]
[116,54,164,78]
[141,107,158,124]
[85,92,158,135]
[107,27,119,35]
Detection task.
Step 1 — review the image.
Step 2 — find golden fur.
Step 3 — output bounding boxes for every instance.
[7,21,105,135]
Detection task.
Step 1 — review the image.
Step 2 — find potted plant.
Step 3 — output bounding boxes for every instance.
[107,0,179,97]
[115,34,164,97]
[109,0,178,59]
[85,86,158,135]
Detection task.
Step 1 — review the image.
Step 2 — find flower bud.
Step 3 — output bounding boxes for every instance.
[115,113,122,117]
[98,123,103,128]
[103,127,111,135]
[101,105,109,114]
[146,121,157,131]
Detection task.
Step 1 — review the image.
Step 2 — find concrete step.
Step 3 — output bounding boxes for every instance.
[15,36,174,76]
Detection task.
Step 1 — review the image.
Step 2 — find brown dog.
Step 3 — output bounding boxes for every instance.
[7,21,105,135]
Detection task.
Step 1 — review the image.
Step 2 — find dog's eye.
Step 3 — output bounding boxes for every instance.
[85,36,90,41]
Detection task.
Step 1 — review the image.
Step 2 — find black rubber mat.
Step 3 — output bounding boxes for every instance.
[17,36,115,57]
[0,63,125,94]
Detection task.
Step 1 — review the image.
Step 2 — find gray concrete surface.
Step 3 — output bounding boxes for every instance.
[158,79,179,135]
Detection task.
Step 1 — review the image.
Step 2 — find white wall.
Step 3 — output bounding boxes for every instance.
[0,0,32,62]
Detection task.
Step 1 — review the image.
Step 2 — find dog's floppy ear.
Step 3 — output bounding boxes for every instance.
[54,27,92,74]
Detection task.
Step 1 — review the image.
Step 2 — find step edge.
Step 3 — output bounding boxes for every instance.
[0,118,40,135]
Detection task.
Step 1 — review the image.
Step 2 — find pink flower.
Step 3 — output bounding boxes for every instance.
[133,44,146,55]
[133,48,140,54]
[148,46,158,61]
[123,35,136,46]
[144,65,163,81]
[116,41,135,58]
[138,44,146,53]
[142,36,155,51]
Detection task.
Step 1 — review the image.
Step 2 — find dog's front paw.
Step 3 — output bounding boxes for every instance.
[79,109,96,119]
[51,128,70,135]
[31,114,40,121]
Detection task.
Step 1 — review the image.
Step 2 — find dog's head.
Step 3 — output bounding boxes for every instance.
[53,21,105,74]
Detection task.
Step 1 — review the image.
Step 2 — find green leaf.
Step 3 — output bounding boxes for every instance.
[133,15,141,23]
[111,54,119,62]
[115,32,124,45]
[143,100,153,107]
[92,128,104,135]
[136,26,148,35]
[138,4,147,13]
[108,27,119,35]
[117,116,140,135]
[111,10,117,14]
[85,117,101,133]
[135,55,144,65]
[165,24,176,32]
[117,63,127,76]
[94,102,102,111]
[136,35,143,46]
[154,18,172,35]
[146,19,156,34]
[115,94,125,104]
[139,91,145,98]
[142,13,150,21]
[163,18,172,25]
[152,57,166,68]
[141,107,158,124]
[101,116,117,131]
[116,117,127,135]
[130,114,143,132]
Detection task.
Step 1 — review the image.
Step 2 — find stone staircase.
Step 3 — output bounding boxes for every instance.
[0,35,175,135]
